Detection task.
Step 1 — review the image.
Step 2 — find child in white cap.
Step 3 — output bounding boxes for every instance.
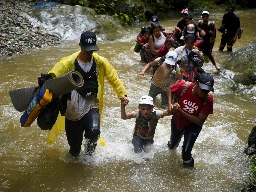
[121,95,171,153]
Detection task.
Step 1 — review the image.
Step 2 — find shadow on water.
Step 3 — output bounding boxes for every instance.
[0,9,256,192]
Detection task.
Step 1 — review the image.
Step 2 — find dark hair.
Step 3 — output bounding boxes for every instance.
[174,31,182,40]
[188,51,203,67]
[143,27,151,34]
[151,23,161,30]
[184,34,196,42]
[165,37,173,43]
[228,4,235,11]
[186,14,193,20]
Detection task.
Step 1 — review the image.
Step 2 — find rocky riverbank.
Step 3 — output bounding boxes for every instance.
[0,1,60,59]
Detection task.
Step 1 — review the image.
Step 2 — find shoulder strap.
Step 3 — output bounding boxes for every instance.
[180,81,192,98]
[208,21,214,25]
[172,81,192,104]
[198,20,203,26]
[178,82,210,106]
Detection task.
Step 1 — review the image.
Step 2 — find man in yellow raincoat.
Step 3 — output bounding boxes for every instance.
[48,31,128,158]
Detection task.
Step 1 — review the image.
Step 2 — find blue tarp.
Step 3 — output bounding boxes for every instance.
[30,0,59,9]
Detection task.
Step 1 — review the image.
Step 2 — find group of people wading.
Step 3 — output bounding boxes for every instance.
[41,5,241,168]
[126,4,241,167]
[135,5,241,71]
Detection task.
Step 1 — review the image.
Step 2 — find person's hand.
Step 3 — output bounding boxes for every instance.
[138,71,145,77]
[171,103,180,114]
[120,96,129,106]
[232,36,237,44]
[175,27,180,31]
[143,43,149,48]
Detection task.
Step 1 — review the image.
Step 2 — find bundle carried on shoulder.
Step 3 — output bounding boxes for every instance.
[10,71,84,130]
[20,88,53,127]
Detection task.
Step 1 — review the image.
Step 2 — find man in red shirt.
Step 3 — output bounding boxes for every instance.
[166,72,214,167]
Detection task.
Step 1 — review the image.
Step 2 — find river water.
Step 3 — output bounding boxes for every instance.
[0,9,256,192]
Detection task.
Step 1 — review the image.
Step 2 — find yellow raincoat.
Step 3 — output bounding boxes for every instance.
[47,51,127,144]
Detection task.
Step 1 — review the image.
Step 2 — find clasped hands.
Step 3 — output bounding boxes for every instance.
[168,103,180,114]
[121,96,129,106]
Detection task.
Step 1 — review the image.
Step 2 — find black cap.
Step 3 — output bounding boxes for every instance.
[150,15,159,24]
[197,72,214,92]
[80,31,99,51]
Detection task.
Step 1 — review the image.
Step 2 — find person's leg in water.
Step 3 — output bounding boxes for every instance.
[140,49,147,63]
[182,124,202,167]
[83,108,100,156]
[161,90,168,109]
[143,138,154,152]
[132,134,144,153]
[227,34,235,52]
[168,119,184,149]
[149,83,162,105]
[219,33,228,51]
[65,118,84,158]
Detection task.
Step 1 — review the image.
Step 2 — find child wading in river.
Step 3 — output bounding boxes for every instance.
[121,95,171,153]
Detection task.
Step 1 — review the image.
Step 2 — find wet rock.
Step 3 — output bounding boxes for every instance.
[0,0,60,59]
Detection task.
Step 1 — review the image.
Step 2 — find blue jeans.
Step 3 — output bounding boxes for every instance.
[132,134,154,153]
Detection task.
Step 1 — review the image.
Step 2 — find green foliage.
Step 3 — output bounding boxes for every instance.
[68,0,254,25]
[71,0,89,6]
[188,0,216,9]
[113,13,132,25]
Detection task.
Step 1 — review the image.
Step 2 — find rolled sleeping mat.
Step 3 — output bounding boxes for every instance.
[9,71,84,112]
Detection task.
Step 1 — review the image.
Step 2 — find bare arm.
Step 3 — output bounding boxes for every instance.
[166,83,209,125]
[232,27,240,44]
[138,58,160,76]
[148,36,158,56]
[175,108,209,126]
[162,110,172,116]
[121,99,133,120]
[166,86,174,114]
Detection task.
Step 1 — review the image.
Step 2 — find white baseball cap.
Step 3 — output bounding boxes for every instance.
[138,95,154,106]
[202,11,209,15]
[165,51,178,65]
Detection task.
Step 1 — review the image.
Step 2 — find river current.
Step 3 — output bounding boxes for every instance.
[0,8,256,192]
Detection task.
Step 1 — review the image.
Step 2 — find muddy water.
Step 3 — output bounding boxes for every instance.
[0,9,255,191]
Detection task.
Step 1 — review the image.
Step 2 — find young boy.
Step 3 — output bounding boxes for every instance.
[121,95,171,153]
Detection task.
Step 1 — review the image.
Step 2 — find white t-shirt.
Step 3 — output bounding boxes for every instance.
[65,58,98,121]
[153,32,166,50]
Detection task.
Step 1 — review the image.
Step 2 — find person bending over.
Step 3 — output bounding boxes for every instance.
[166,72,214,167]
